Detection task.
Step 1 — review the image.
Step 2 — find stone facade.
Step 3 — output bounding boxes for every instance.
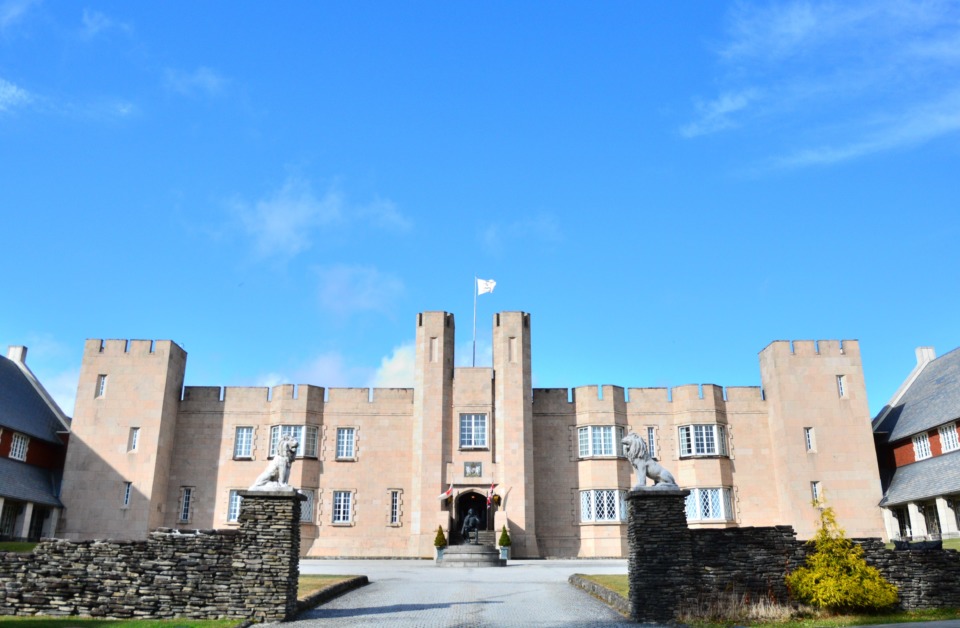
[0,491,302,621]
[59,312,885,557]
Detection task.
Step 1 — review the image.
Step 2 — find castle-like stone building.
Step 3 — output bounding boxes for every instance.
[58,311,885,557]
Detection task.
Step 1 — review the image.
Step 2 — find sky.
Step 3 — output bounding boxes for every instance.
[2,1,959,419]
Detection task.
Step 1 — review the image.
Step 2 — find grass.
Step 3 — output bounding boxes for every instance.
[578,574,960,627]
[0,542,37,553]
[0,575,358,626]
[297,574,356,599]
[884,537,960,551]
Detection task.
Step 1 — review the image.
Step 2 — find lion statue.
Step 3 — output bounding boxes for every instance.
[249,435,299,491]
[622,432,677,490]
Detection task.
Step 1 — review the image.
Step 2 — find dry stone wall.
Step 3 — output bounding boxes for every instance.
[0,491,302,622]
[627,490,960,623]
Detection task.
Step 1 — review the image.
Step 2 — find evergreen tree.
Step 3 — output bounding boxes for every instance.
[786,506,898,612]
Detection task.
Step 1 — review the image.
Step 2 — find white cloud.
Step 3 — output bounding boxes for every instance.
[232,177,343,259]
[231,177,411,260]
[680,89,759,138]
[0,0,37,32]
[40,366,80,417]
[370,342,416,387]
[774,90,960,168]
[481,213,562,257]
[255,351,375,388]
[682,0,960,166]
[0,76,31,112]
[164,67,227,97]
[79,8,130,40]
[314,264,405,317]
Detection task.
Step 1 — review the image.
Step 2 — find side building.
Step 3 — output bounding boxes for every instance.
[59,311,885,556]
[0,346,70,540]
[873,346,960,541]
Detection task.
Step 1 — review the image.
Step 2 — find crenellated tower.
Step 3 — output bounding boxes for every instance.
[492,311,540,557]
[60,339,187,540]
[410,311,455,555]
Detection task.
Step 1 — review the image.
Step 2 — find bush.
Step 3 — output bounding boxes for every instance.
[498,525,511,547]
[434,525,447,548]
[786,506,898,612]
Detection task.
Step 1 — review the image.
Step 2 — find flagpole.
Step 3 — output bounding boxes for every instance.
[472,276,478,367]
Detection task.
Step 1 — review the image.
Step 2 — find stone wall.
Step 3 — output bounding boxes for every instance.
[627,489,960,623]
[0,491,302,622]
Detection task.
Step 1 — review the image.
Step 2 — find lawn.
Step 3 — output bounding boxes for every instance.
[0,542,37,553]
[297,574,357,599]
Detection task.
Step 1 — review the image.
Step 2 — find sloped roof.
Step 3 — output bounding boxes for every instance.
[879,449,960,507]
[0,355,67,443]
[0,456,63,506]
[873,346,960,442]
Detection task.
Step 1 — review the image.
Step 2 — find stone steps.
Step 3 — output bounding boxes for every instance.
[437,543,505,567]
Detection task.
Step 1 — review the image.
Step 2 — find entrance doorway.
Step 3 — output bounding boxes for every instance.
[453,491,492,544]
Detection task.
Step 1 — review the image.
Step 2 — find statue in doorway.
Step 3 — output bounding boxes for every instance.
[461,508,481,544]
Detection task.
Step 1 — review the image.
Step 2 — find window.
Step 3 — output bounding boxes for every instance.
[837,375,846,398]
[580,489,628,523]
[913,433,932,461]
[804,427,816,452]
[678,425,728,457]
[9,432,28,461]
[389,490,401,525]
[234,426,253,458]
[939,423,960,453]
[684,487,734,522]
[892,506,911,539]
[577,425,625,458]
[300,489,315,523]
[96,374,108,398]
[810,481,822,503]
[179,487,193,522]
[336,427,356,459]
[227,490,243,522]
[333,491,353,524]
[269,425,319,458]
[128,427,140,452]
[122,481,132,508]
[647,426,657,459]
[459,414,487,449]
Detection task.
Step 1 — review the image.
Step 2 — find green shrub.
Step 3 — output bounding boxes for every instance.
[786,506,898,612]
[498,525,511,547]
[434,525,447,548]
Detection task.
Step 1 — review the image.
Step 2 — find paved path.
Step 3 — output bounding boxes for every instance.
[289,558,653,627]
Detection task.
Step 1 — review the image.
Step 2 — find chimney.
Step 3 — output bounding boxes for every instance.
[7,346,27,364]
[915,346,936,367]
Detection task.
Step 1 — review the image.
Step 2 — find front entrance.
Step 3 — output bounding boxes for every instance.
[453,491,492,544]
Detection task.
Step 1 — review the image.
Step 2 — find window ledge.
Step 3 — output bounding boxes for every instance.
[579,521,627,526]
[459,447,489,451]
[678,454,730,460]
[336,457,357,462]
[331,522,355,527]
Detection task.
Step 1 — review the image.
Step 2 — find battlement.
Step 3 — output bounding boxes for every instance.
[532,383,766,414]
[180,384,414,408]
[761,339,859,358]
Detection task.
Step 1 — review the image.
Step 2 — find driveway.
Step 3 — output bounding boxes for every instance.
[290,558,649,627]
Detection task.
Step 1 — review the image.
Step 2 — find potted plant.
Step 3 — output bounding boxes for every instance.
[498,524,512,560]
[434,525,447,560]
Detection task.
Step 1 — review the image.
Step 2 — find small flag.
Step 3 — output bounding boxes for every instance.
[477,278,496,295]
[438,484,453,500]
[486,483,496,506]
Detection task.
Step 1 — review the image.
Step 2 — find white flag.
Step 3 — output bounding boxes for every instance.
[477,278,496,295]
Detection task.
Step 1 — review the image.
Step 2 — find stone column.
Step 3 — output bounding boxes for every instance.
[16,502,33,539]
[235,490,305,622]
[907,502,925,538]
[936,497,958,537]
[626,488,693,624]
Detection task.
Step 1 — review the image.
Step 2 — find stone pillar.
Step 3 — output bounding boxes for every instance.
[235,490,305,622]
[16,503,33,539]
[907,502,925,538]
[626,488,693,624]
[936,498,958,537]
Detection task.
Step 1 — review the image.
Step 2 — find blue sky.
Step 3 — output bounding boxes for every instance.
[2,1,959,418]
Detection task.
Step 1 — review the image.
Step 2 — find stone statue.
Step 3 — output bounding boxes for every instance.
[249,436,299,491]
[461,508,481,544]
[622,432,678,490]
